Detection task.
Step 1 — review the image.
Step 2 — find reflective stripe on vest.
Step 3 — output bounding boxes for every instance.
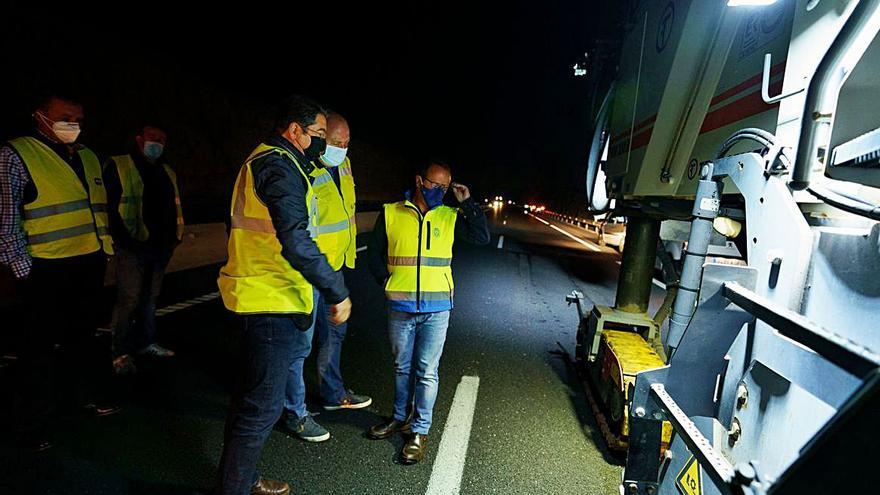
[383,200,458,313]
[22,198,92,219]
[218,144,318,315]
[310,156,357,271]
[316,215,356,235]
[164,164,185,240]
[9,136,114,258]
[386,290,454,302]
[387,256,452,267]
[109,155,147,242]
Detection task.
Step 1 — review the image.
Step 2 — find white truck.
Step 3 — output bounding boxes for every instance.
[576,1,880,493]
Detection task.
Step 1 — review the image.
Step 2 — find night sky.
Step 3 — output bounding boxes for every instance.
[2,1,625,219]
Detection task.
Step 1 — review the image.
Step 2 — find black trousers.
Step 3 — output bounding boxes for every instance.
[13,250,111,441]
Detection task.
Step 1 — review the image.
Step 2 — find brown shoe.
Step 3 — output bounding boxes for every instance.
[367,417,412,440]
[113,354,136,375]
[251,478,290,495]
[400,433,428,465]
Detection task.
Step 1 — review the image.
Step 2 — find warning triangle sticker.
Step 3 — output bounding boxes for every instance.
[675,455,702,495]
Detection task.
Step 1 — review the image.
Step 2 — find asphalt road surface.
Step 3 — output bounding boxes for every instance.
[0,204,667,495]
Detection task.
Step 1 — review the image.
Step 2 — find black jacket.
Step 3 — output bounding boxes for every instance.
[249,135,349,308]
[104,149,179,252]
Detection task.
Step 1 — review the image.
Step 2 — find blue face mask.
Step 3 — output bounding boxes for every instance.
[320,144,347,167]
[421,185,445,209]
[143,141,164,161]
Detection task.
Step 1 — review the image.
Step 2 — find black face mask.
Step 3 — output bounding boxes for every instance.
[305,135,326,162]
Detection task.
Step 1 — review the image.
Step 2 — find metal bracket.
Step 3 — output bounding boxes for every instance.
[650,384,738,489]
[722,282,880,377]
[566,290,587,321]
[625,380,768,495]
[762,53,804,104]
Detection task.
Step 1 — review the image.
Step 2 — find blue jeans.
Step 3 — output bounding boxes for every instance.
[111,246,172,357]
[282,294,320,419]
[388,310,450,435]
[217,311,315,495]
[314,291,349,404]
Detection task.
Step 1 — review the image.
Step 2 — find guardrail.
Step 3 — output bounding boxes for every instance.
[532,210,626,250]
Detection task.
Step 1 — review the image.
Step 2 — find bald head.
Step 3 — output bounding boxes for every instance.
[326,113,350,149]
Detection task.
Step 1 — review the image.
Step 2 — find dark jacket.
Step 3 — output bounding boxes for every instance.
[250,135,349,309]
[104,149,179,252]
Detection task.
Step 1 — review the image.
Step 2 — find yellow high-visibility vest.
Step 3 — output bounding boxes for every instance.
[310,157,357,270]
[9,136,114,258]
[108,154,185,243]
[218,143,319,315]
[383,200,458,313]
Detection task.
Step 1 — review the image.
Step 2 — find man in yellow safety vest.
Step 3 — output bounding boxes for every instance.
[105,124,184,374]
[365,160,489,464]
[280,112,371,444]
[215,95,352,495]
[0,91,119,452]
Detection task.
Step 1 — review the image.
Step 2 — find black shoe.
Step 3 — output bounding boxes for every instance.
[400,433,428,465]
[367,417,412,439]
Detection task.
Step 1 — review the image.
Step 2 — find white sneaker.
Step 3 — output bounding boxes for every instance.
[137,344,176,358]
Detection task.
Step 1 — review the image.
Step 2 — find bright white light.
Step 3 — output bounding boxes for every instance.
[727,0,778,6]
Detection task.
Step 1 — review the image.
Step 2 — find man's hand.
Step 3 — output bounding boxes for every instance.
[451,182,470,203]
[328,296,352,325]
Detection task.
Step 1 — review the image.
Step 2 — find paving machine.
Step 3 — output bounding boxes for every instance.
[573,0,880,493]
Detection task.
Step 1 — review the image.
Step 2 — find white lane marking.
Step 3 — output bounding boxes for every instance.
[356,245,368,253]
[426,375,480,495]
[527,213,602,252]
[154,291,221,317]
[532,214,550,226]
[497,235,505,250]
[549,224,602,252]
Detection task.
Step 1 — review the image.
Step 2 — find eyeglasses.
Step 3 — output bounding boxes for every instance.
[304,126,326,139]
[422,176,450,192]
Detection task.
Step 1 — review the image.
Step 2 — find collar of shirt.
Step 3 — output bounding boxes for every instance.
[268,135,314,175]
